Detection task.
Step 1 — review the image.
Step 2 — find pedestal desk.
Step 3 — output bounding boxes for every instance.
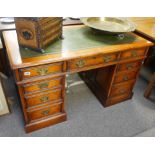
[2,25,153,133]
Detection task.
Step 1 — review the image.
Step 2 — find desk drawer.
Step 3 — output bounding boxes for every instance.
[23,76,63,94]
[120,48,146,60]
[19,62,64,79]
[117,61,142,72]
[107,93,132,106]
[110,80,135,97]
[68,53,118,71]
[113,70,138,84]
[27,103,62,122]
[25,88,62,108]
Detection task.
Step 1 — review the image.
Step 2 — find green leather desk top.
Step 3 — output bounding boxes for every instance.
[20,26,138,58]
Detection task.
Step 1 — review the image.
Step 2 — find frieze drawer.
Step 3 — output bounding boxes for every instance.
[23,76,63,94]
[19,62,64,80]
[68,53,118,71]
[24,88,62,108]
[120,48,146,60]
[27,103,62,122]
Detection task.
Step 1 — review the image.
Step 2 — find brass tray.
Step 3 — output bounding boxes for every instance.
[80,17,136,34]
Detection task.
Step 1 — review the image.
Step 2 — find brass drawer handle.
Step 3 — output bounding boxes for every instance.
[103,55,112,63]
[76,60,86,68]
[123,76,129,81]
[131,51,138,57]
[126,64,133,70]
[42,110,50,116]
[38,82,49,89]
[36,68,48,75]
[40,96,49,102]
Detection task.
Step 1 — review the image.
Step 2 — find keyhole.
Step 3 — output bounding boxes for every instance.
[22,31,32,40]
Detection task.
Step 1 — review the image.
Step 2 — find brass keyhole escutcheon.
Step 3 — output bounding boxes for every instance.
[42,110,50,116]
[76,59,85,68]
[38,82,49,89]
[131,51,137,57]
[103,55,112,63]
[40,96,49,102]
[36,68,48,75]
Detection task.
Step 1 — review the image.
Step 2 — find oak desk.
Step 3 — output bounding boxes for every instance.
[3,25,153,133]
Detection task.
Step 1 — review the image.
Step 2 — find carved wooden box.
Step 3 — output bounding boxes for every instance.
[15,17,62,52]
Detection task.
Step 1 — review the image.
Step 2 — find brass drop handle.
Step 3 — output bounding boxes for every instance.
[123,76,129,81]
[126,64,133,70]
[42,110,50,116]
[38,82,49,89]
[40,96,49,102]
[76,59,86,68]
[131,51,138,57]
[103,55,112,63]
[36,68,48,75]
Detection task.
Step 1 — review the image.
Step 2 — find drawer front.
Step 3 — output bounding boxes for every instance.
[107,93,132,106]
[25,89,62,108]
[117,61,142,72]
[120,48,146,60]
[110,81,135,97]
[68,53,118,71]
[113,71,138,84]
[27,103,62,122]
[20,62,64,79]
[23,77,63,94]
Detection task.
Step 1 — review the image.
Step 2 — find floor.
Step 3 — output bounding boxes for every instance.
[0,71,155,137]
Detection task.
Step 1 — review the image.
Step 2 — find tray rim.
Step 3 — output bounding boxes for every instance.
[80,17,136,34]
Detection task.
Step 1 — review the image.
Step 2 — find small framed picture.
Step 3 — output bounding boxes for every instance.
[0,77,10,116]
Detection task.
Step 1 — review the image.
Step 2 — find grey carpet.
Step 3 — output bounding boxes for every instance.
[135,126,155,137]
[0,71,155,137]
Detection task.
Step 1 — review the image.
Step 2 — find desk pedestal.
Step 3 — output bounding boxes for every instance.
[79,60,141,107]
